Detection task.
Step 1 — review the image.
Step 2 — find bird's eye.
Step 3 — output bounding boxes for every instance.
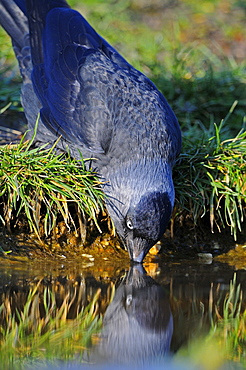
[126,218,134,230]
[126,294,132,306]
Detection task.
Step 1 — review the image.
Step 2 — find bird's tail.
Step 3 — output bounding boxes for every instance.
[0,0,32,83]
[0,0,28,51]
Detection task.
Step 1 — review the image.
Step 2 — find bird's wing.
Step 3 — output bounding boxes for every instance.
[26,2,135,154]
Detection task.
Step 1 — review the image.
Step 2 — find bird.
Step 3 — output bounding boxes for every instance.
[88,265,173,365]
[0,0,181,263]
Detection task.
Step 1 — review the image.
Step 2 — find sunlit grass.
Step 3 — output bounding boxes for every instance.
[174,103,246,239]
[0,124,106,240]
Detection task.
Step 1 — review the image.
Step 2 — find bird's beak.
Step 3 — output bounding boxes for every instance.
[132,249,146,263]
[126,236,152,263]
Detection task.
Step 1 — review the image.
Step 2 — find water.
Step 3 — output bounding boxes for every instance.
[0,253,245,370]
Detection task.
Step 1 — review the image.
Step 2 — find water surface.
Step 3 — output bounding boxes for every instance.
[0,252,245,369]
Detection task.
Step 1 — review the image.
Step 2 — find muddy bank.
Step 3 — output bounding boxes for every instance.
[0,215,245,270]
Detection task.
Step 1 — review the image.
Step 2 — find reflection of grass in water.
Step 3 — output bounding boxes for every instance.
[0,282,103,368]
[176,274,246,370]
[209,274,245,366]
[0,275,244,369]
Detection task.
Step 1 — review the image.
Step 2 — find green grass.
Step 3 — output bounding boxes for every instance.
[174,103,246,239]
[0,123,106,240]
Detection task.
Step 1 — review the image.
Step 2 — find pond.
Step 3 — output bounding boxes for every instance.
[0,250,245,370]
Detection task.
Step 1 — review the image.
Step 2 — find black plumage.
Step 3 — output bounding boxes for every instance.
[89,265,173,364]
[0,0,181,262]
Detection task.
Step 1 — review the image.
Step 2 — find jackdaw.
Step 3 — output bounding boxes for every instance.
[0,0,181,262]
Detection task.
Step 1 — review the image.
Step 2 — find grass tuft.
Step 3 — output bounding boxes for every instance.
[174,103,246,239]
[0,125,106,240]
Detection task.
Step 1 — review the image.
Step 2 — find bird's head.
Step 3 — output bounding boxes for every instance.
[104,160,174,263]
[124,191,173,262]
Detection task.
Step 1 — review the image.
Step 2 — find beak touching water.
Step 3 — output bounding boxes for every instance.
[126,236,154,263]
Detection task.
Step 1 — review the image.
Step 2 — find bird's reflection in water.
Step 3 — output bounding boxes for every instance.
[89,265,173,366]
